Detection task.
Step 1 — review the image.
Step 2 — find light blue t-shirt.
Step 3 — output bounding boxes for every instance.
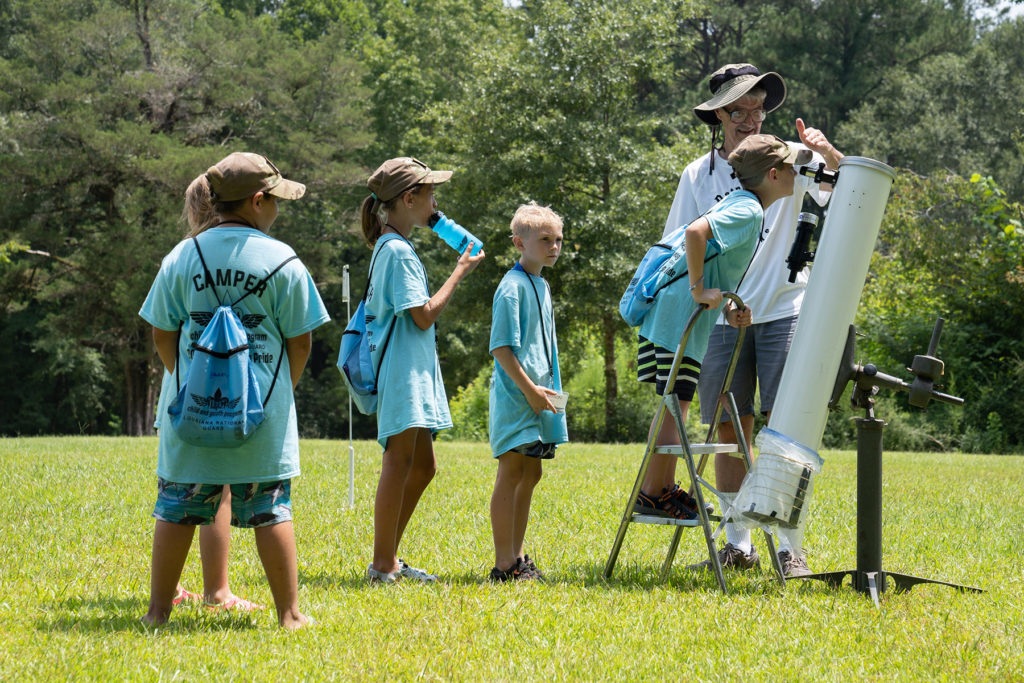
[367,234,453,449]
[488,265,569,457]
[140,227,330,484]
[639,190,762,361]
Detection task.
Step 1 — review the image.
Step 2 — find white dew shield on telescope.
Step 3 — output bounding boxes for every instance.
[767,156,897,451]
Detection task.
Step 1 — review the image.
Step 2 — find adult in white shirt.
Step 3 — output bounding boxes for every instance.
[662,64,844,577]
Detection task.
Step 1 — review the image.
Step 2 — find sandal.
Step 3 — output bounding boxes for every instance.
[172,587,202,606]
[204,595,265,612]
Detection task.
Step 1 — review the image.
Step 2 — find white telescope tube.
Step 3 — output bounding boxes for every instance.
[767,157,896,451]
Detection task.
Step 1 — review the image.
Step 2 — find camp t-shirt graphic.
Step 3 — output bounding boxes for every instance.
[139,227,331,484]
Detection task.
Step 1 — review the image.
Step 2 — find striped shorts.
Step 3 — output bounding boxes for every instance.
[637,335,701,400]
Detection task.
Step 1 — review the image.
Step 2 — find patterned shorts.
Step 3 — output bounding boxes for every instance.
[637,335,702,400]
[152,478,292,528]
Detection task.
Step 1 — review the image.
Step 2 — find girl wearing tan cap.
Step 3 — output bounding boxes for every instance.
[360,157,485,583]
[140,152,330,629]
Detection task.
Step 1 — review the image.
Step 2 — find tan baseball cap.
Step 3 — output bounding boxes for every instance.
[368,157,452,203]
[728,134,812,181]
[206,152,306,202]
[694,63,786,126]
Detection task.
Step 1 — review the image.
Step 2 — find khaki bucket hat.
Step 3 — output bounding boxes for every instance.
[206,152,305,202]
[694,63,787,126]
[728,134,812,182]
[368,157,453,203]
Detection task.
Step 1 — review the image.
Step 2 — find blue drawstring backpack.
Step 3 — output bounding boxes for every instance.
[337,235,398,415]
[168,237,296,448]
[619,206,722,327]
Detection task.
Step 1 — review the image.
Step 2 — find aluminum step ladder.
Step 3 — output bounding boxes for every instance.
[604,292,785,593]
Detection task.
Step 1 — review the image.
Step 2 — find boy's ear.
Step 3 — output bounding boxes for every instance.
[512,234,524,250]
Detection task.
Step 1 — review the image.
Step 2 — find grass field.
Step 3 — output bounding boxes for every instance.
[0,437,1021,680]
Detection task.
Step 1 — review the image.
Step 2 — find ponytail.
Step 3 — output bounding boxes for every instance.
[183,173,218,236]
[360,194,385,247]
[360,184,426,247]
[183,171,253,237]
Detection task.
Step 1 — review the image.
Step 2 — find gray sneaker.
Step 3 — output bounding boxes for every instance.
[398,559,438,583]
[778,550,811,577]
[366,564,401,584]
[686,543,760,572]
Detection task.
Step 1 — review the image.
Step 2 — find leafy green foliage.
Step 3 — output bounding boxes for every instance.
[0,0,370,434]
[850,171,1024,451]
[837,17,1024,202]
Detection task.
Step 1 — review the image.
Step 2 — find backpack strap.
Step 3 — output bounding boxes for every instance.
[364,234,403,390]
[189,236,299,407]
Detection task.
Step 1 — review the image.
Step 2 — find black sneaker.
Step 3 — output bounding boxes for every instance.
[633,487,697,521]
[522,554,544,580]
[686,543,760,572]
[778,550,811,577]
[489,558,534,582]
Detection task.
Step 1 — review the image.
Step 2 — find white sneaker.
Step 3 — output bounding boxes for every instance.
[366,564,401,584]
[399,559,438,583]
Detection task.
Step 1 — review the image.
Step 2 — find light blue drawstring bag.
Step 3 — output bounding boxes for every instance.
[168,237,296,448]
[338,235,397,415]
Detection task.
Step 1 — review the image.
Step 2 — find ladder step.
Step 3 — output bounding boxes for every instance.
[630,514,701,527]
[653,443,738,456]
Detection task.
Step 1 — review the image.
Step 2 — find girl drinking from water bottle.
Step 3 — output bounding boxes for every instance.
[360,157,485,583]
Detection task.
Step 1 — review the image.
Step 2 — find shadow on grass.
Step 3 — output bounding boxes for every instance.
[572,560,796,596]
[36,596,260,634]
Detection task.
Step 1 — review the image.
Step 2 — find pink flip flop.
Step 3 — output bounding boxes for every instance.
[172,587,202,606]
[204,595,265,612]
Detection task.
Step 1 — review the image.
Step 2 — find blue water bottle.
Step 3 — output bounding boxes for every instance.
[429,212,484,256]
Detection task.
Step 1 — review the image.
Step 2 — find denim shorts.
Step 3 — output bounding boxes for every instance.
[509,440,557,460]
[152,478,293,528]
[698,316,798,423]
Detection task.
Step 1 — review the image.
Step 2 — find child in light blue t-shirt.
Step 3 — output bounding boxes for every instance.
[139,153,330,630]
[360,157,485,584]
[632,135,810,522]
[488,202,568,582]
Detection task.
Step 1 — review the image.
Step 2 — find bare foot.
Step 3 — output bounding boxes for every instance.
[140,608,170,628]
[279,611,313,630]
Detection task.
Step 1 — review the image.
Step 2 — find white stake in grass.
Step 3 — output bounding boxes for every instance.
[343,264,355,509]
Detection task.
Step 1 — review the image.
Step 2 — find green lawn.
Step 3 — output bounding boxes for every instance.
[0,437,1021,680]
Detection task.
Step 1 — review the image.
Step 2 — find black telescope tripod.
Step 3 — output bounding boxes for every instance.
[790,318,983,604]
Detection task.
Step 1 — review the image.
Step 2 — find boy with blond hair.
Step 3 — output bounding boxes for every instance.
[488,202,568,581]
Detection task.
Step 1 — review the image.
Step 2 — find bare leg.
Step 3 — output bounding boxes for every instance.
[714,413,756,493]
[490,452,524,571]
[253,521,308,630]
[372,427,423,573]
[199,486,233,604]
[142,521,196,627]
[393,428,437,553]
[511,457,543,560]
[641,398,691,495]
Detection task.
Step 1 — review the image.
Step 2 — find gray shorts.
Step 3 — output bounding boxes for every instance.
[698,316,797,423]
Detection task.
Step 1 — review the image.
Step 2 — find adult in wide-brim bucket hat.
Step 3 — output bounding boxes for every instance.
[693,63,786,126]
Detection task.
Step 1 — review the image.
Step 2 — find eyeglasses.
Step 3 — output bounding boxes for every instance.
[725,107,767,123]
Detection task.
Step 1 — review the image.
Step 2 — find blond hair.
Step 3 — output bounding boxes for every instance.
[511,201,562,238]
[182,172,248,237]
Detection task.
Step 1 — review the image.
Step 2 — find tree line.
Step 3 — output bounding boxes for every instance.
[1,0,1022,452]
